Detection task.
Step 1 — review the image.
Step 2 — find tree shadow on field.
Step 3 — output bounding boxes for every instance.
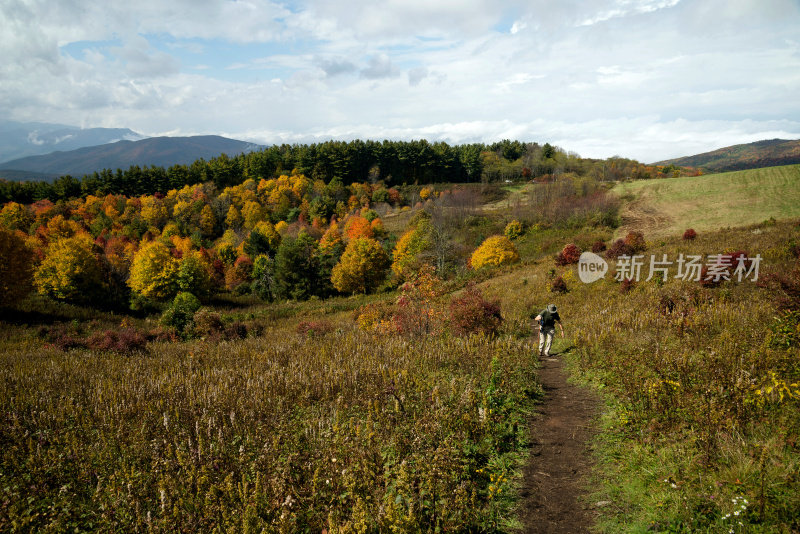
[0,307,72,326]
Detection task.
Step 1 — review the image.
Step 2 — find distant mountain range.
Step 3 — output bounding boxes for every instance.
[0,120,144,163]
[0,135,263,181]
[655,138,800,173]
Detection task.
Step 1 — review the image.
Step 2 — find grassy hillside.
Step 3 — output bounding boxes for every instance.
[2,173,799,531]
[613,164,800,237]
[655,138,800,172]
[479,219,800,532]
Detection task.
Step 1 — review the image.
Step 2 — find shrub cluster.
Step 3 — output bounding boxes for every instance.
[469,235,520,269]
[40,323,148,353]
[591,240,607,253]
[448,285,502,337]
[504,219,524,240]
[620,277,637,293]
[683,228,697,240]
[606,231,647,259]
[554,243,581,266]
[550,275,568,293]
[296,320,335,337]
[160,292,202,333]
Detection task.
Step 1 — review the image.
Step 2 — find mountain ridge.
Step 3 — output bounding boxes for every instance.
[0,135,264,180]
[654,138,800,172]
[0,120,144,163]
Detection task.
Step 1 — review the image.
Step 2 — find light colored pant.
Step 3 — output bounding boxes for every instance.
[539,327,555,356]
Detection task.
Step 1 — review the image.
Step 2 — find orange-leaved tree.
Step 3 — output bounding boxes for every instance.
[343,216,373,241]
[319,220,343,254]
[331,237,389,294]
[470,235,520,269]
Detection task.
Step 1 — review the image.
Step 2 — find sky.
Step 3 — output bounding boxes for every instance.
[2,0,799,162]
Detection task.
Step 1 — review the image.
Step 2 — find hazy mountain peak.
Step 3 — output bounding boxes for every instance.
[0,120,145,163]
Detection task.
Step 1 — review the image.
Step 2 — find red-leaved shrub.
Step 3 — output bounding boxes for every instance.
[296,320,334,337]
[699,266,723,288]
[723,250,750,269]
[193,309,225,339]
[224,321,248,340]
[555,243,581,266]
[757,267,800,311]
[624,231,647,253]
[683,228,697,240]
[53,334,85,351]
[605,238,633,259]
[620,278,636,293]
[698,252,750,288]
[591,240,607,253]
[550,276,568,293]
[790,241,800,259]
[448,285,502,336]
[86,328,147,353]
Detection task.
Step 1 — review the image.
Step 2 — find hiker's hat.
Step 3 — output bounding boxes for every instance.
[547,304,557,313]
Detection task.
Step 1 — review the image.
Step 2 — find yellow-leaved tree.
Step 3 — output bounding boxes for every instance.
[470,235,520,269]
[0,228,35,307]
[391,218,432,279]
[128,241,181,301]
[331,237,390,294]
[140,196,168,229]
[0,202,32,231]
[199,204,216,236]
[34,235,106,304]
[504,220,524,240]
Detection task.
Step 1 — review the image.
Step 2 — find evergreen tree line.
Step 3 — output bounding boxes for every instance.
[0,138,691,205]
[0,140,546,204]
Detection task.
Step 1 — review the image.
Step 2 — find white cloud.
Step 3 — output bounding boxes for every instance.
[1,0,798,162]
[111,36,180,78]
[360,54,398,80]
[408,67,428,86]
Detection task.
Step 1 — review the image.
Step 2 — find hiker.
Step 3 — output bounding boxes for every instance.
[534,303,564,357]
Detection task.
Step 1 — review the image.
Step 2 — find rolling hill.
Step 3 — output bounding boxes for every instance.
[0,135,263,179]
[613,163,800,237]
[655,138,800,172]
[0,120,144,163]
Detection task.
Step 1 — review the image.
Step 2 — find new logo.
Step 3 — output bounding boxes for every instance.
[578,251,608,283]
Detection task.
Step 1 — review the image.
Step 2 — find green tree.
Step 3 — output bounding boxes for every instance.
[251,254,275,301]
[244,222,280,257]
[177,251,213,300]
[160,292,201,333]
[273,231,326,300]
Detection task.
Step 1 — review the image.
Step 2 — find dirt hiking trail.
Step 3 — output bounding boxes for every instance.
[519,351,601,533]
